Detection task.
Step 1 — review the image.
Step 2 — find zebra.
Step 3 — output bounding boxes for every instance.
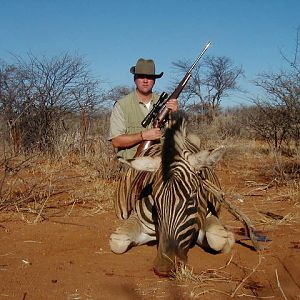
[109,116,235,276]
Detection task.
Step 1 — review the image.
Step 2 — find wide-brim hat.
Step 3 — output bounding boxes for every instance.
[130,58,163,78]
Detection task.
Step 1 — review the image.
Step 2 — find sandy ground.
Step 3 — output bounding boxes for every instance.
[0,152,299,299]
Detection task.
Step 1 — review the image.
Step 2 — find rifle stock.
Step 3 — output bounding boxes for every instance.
[135,42,211,157]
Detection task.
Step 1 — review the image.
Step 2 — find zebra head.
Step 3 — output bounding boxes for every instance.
[129,117,226,276]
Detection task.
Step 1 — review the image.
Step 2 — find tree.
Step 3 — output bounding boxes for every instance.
[105,85,133,104]
[0,53,104,154]
[0,63,26,154]
[247,27,300,150]
[172,55,244,124]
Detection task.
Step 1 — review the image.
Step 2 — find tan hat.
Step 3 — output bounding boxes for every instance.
[130,58,163,78]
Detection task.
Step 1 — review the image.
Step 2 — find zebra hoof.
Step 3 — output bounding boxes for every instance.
[205,216,235,253]
[109,232,132,254]
[220,231,235,253]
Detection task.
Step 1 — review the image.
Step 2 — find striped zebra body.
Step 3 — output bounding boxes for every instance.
[110,116,234,276]
[115,144,161,220]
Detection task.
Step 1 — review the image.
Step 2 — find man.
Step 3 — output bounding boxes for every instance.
[109,58,178,160]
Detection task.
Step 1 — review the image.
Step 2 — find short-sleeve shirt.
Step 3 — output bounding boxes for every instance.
[108,90,160,159]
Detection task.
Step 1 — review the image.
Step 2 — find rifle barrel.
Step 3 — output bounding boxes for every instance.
[136,41,211,156]
[187,41,211,73]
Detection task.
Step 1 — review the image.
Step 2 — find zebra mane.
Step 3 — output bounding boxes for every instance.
[162,113,188,181]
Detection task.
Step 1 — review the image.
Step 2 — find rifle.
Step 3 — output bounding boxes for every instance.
[135,41,211,156]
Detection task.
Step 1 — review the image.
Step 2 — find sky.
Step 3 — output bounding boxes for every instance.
[0,0,299,107]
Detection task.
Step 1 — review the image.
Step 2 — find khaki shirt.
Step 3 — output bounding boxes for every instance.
[109,90,160,159]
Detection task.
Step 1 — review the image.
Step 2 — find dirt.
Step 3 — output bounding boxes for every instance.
[0,151,299,299]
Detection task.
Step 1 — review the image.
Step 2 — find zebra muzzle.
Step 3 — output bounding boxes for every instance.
[153,240,187,276]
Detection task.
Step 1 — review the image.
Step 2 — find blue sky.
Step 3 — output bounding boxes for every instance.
[0,0,299,106]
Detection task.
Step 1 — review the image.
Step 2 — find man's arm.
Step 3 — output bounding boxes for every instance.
[111,127,162,148]
[109,98,178,149]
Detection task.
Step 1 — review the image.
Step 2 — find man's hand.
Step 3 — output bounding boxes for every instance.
[142,127,162,141]
[165,98,179,112]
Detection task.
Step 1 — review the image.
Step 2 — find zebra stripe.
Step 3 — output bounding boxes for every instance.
[111,116,232,276]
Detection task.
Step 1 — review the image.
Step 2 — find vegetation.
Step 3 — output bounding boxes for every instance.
[0,28,299,218]
[246,28,300,151]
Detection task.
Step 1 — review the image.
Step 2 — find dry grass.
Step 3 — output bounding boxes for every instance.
[1,129,299,219]
[0,151,118,223]
[257,211,299,226]
[1,134,299,298]
[171,254,278,299]
[173,255,233,284]
[136,253,276,299]
[218,140,300,229]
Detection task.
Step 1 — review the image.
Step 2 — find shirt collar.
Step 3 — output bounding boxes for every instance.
[135,90,154,104]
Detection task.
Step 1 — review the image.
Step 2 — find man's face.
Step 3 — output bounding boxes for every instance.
[134,75,156,95]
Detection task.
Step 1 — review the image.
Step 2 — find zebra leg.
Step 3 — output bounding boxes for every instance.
[197,215,235,253]
[109,212,156,254]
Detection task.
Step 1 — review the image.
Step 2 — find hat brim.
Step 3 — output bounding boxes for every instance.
[130,66,163,78]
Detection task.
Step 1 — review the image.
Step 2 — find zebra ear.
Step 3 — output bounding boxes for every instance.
[187,133,201,148]
[188,146,226,169]
[129,156,161,172]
